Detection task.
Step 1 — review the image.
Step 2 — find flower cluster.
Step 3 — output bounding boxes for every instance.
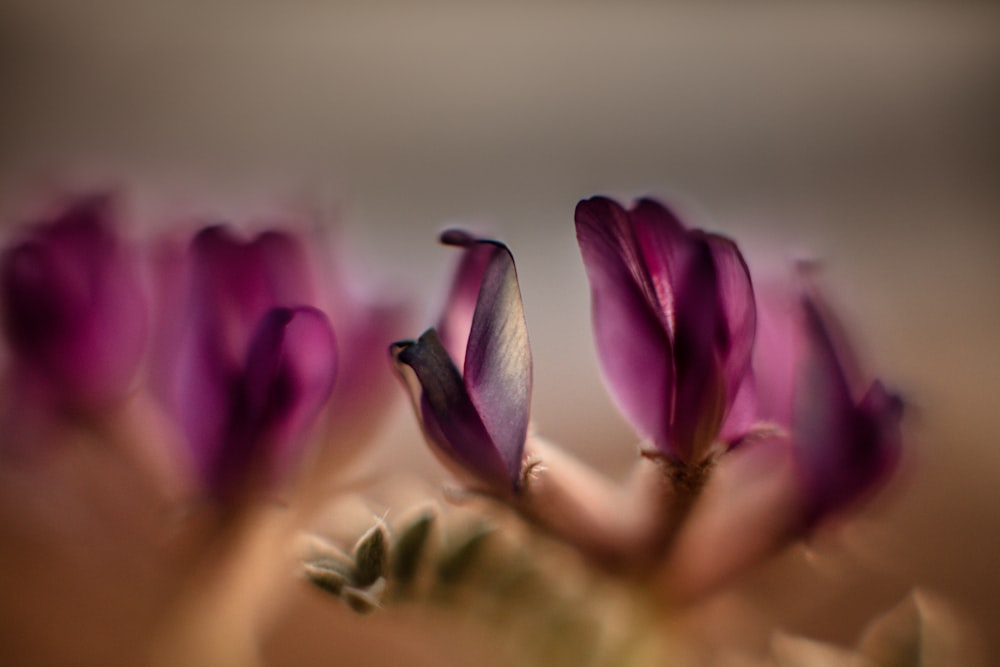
[1,195,148,410]
[0,190,916,665]
[391,195,904,593]
[391,230,531,497]
[0,194,401,509]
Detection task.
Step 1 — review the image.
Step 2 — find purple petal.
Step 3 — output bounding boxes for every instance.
[631,200,756,457]
[461,239,532,485]
[791,297,858,499]
[162,229,268,477]
[628,198,688,330]
[705,234,757,437]
[189,226,315,359]
[856,380,904,481]
[719,371,757,444]
[180,224,317,413]
[392,331,512,491]
[254,230,319,307]
[665,233,728,461]
[575,197,674,450]
[191,226,272,334]
[177,333,239,492]
[437,229,496,367]
[2,241,81,370]
[162,226,328,496]
[577,196,757,461]
[792,296,903,525]
[0,196,147,404]
[202,306,337,497]
[244,306,338,473]
[750,283,804,426]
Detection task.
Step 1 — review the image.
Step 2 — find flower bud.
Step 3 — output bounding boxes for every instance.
[1,195,147,407]
[391,231,532,496]
[575,196,756,464]
[156,225,336,501]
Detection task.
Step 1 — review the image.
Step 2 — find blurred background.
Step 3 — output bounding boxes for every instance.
[0,1,998,664]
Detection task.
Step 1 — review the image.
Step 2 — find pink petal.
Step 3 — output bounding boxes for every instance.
[792,296,903,525]
[0,195,147,405]
[189,226,315,360]
[575,197,674,450]
[705,233,757,437]
[244,306,338,476]
[665,233,728,461]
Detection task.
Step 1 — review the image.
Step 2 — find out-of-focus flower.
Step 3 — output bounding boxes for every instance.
[575,196,756,465]
[663,273,904,597]
[753,276,903,528]
[156,226,337,501]
[0,195,148,409]
[391,230,531,496]
[308,228,411,476]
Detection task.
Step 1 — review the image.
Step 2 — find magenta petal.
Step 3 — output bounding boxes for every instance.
[461,240,532,485]
[0,196,147,405]
[164,226,334,497]
[705,234,757,416]
[575,197,674,449]
[191,226,272,336]
[792,296,902,524]
[667,235,728,461]
[631,201,756,457]
[793,297,859,472]
[392,331,512,491]
[669,231,756,457]
[243,306,338,472]
[750,285,803,426]
[203,306,337,497]
[576,196,758,460]
[719,371,757,444]
[190,226,315,356]
[173,323,234,488]
[629,198,688,328]
[856,380,904,482]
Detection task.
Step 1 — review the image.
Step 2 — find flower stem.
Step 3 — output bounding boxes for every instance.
[511,437,646,571]
[636,452,714,569]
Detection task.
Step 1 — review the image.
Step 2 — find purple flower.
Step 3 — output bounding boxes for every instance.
[0,195,147,407]
[220,304,338,497]
[753,278,903,527]
[391,230,532,495]
[157,226,337,500]
[575,196,756,464]
[658,271,904,598]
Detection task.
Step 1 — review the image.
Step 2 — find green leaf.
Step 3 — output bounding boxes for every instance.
[391,512,435,587]
[304,561,350,596]
[437,525,493,587]
[352,522,388,587]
